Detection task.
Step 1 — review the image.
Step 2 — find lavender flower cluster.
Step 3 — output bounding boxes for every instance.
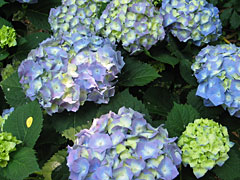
[192,44,240,117]
[160,0,222,46]
[49,0,166,54]
[18,27,124,115]
[48,0,110,36]
[67,107,182,180]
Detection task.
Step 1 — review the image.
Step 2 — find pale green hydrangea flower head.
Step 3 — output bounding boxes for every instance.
[97,0,165,54]
[0,25,17,49]
[0,132,21,168]
[1,61,20,81]
[178,118,234,179]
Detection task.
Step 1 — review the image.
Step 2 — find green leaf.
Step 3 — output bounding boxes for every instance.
[3,101,43,148]
[26,10,50,30]
[0,0,8,8]
[1,72,29,107]
[145,49,179,66]
[50,102,98,133]
[166,34,185,59]
[187,89,224,119]
[42,149,67,180]
[213,146,240,180]
[62,125,91,141]
[165,103,200,137]
[1,147,40,180]
[119,58,160,86]
[16,37,27,46]
[0,17,12,28]
[230,10,240,29]
[97,89,151,122]
[179,58,197,86]
[0,48,9,61]
[51,159,69,180]
[143,87,173,116]
[220,8,233,26]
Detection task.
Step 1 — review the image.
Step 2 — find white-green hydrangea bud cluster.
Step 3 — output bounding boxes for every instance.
[1,61,21,81]
[0,25,17,49]
[97,0,165,54]
[48,0,110,36]
[0,132,21,168]
[178,118,234,179]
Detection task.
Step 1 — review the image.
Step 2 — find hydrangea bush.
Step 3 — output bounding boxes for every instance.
[160,0,222,46]
[192,44,240,117]
[67,107,181,180]
[18,27,124,115]
[178,118,234,178]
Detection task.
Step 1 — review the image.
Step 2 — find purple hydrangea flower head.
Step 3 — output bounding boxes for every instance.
[192,44,240,117]
[178,118,234,178]
[48,0,110,36]
[16,0,38,3]
[18,27,124,115]
[94,0,165,54]
[67,107,181,180]
[160,0,222,46]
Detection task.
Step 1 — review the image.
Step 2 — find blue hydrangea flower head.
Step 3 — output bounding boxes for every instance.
[178,118,234,178]
[96,0,165,54]
[48,0,110,36]
[67,107,181,180]
[160,0,222,46]
[192,43,240,117]
[18,27,124,115]
[16,0,38,3]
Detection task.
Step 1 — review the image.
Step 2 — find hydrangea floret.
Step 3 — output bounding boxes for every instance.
[160,0,222,46]
[0,25,17,49]
[16,0,38,3]
[191,43,240,117]
[178,118,234,178]
[67,107,182,180]
[96,0,165,54]
[18,27,124,115]
[48,0,110,36]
